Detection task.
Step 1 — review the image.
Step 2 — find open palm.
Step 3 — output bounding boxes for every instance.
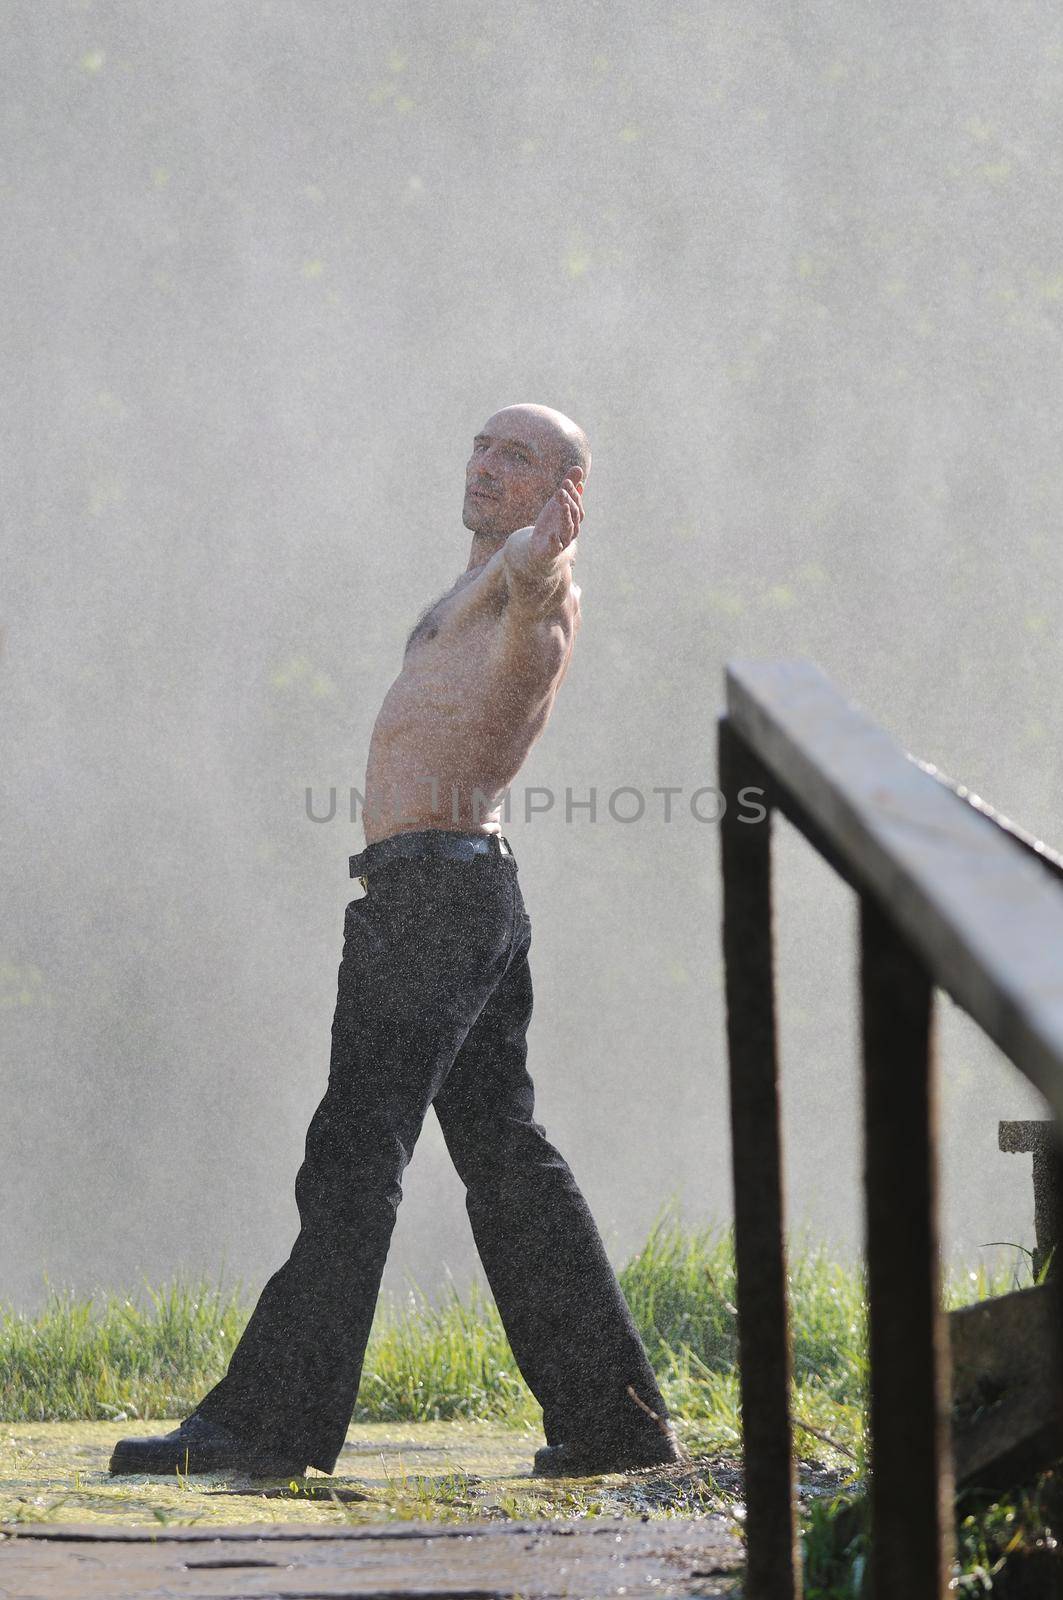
[529,467,585,561]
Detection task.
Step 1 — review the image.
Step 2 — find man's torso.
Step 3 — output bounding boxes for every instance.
[362,549,579,845]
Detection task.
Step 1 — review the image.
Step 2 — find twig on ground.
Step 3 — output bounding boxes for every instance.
[791,1417,857,1462]
[626,1384,674,1438]
[703,1267,739,1318]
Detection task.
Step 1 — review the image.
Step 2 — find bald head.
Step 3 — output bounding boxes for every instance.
[486,404,592,488]
[462,402,592,543]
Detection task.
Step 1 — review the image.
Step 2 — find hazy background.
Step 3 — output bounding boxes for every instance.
[4,0,1061,1312]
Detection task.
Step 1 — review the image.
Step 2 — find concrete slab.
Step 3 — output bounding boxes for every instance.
[0,1516,743,1598]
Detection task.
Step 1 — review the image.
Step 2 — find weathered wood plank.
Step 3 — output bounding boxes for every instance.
[0,1516,742,1598]
[950,1284,1063,1487]
[726,660,1063,1120]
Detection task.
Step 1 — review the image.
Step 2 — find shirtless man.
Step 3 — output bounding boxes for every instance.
[361,403,586,845]
[110,405,679,1482]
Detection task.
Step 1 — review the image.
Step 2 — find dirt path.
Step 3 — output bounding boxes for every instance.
[1,1421,745,1595]
[0,1420,755,1527]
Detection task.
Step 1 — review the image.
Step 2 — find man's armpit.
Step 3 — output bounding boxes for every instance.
[505,558,578,618]
[495,604,574,686]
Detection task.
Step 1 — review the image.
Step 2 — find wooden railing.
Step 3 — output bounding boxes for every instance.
[718,660,1063,1599]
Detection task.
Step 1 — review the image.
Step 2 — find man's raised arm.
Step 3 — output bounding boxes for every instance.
[502,467,584,622]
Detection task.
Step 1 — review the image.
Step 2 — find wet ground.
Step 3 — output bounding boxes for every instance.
[0,1420,848,1596]
[0,1419,756,1528]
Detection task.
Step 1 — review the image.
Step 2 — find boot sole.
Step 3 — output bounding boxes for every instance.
[109,1442,305,1477]
[532,1443,682,1477]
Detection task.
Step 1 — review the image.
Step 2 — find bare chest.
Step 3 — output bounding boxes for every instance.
[403,572,507,659]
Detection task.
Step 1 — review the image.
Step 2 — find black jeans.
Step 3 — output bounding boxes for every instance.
[195,844,669,1473]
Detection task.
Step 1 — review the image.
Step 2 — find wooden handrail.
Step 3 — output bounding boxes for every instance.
[719,659,1063,1599]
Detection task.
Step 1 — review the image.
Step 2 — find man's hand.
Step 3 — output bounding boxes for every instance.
[503,467,585,604]
[528,466,585,564]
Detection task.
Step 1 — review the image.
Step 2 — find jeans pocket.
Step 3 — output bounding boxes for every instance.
[512,876,531,929]
[505,876,530,963]
[342,899,368,950]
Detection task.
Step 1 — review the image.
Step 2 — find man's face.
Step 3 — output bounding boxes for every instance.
[462,412,562,539]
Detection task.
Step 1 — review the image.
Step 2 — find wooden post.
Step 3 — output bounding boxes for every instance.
[719,716,800,1600]
[861,892,953,1599]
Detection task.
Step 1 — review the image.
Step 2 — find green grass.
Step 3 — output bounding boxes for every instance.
[0,1215,1026,1438]
[1,1215,879,1441]
[0,1214,1052,1593]
[0,1276,248,1426]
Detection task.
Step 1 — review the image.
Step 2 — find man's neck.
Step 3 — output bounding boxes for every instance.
[465,532,508,573]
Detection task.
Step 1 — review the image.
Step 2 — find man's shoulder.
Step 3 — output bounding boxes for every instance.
[454,546,509,600]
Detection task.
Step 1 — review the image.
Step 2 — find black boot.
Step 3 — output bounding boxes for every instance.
[532,1423,683,1477]
[109,1412,306,1477]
